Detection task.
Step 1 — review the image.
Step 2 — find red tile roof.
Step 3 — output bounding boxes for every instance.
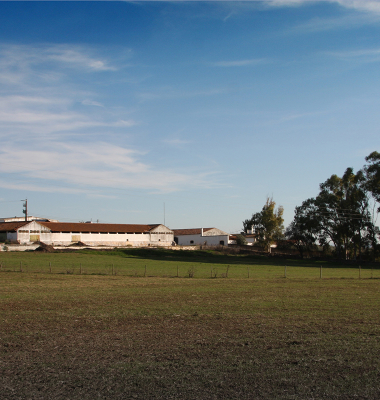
[38,222,161,233]
[0,222,30,232]
[172,228,214,236]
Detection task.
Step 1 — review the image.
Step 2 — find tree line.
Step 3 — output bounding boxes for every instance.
[243,152,380,260]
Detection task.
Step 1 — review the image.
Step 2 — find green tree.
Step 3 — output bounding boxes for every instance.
[243,198,284,253]
[289,165,378,260]
[364,151,380,211]
[235,234,247,246]
[285,210,317,259]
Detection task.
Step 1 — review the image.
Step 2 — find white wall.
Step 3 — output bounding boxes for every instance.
[175,234,228,246]
[15,222,174,247]
[174,227,228,246]
[50,232,153,246]
[14,221,51,244]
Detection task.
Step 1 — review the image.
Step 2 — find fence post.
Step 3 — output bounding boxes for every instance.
[211,268,213,278]
[359,265,361,279]
[226,265,229,278]
[49,261,52,273]
[177,265,179,278]
[20,261,22,272]
[320,265,322,279]
[284,265,287,278]
[144,265,146,277]
[247,267,250,279]
[80,263,82,275]
[112,264,114,276]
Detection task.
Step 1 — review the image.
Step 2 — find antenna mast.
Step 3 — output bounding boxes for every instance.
[22,199,28,221]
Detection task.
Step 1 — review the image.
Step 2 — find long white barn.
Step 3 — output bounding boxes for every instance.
[0,221,174,247]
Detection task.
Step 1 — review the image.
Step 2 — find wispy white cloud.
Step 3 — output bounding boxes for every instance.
[45,47,117,71]
[0,43,136,137]
[122,0,380,15]
[324,47,380,61]
[163,138,191,146]
[333,0,380,14]
[0,43,219,194]
[0,142,213,193]
[223,11,237,22]
[81,99,104,107]
[0,179,92,195]
[268,0,380,14]
[0,44,118,76]
[0,95,137,137]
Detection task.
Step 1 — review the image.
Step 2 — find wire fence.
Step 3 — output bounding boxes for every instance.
[0,259,378,280]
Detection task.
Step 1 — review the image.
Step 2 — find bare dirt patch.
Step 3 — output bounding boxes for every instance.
[1,274,380,399]
[2,316,380,399]
[34,242,55,253]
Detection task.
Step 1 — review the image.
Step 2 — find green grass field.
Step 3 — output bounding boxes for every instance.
[1,249,380,399]
[0,247,378,279]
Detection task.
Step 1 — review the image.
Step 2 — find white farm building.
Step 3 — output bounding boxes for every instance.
[0,221,174,247]
[172,228,229,246]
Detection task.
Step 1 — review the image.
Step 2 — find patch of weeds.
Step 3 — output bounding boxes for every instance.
[211,268,218,278]
[188,267,196,278]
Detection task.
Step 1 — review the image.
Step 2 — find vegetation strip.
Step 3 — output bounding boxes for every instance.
[0,248,379,279]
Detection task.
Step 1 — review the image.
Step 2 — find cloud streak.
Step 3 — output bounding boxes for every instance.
[268,0,380,14]
[0,95,137,137]
[324,47,380,60]
[0,142,213,194]
[0,42,217,194]
[0,44,117,76]
[333,0,380,13]
[45,47,117,71]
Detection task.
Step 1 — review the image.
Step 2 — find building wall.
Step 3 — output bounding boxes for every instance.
[202,228,227,237]
[15,222,174,247]
[175,234,228,246]
[7,232,19,243]
[148,225,174,244]
[49,232,152,246]
[14,221,51,244]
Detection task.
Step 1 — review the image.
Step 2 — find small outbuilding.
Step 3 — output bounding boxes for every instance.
[229,233,257,246]
[172,228,229,246]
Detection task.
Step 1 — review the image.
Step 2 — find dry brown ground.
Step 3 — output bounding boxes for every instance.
[1,274,380,399]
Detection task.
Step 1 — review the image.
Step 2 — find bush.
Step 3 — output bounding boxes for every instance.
[235,234,247,246]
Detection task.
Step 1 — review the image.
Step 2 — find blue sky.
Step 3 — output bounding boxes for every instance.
[0,0,379,233]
